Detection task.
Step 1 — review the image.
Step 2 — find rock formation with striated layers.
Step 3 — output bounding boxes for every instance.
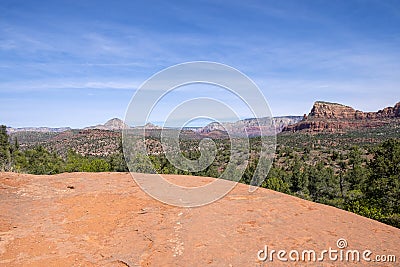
[283,101,400,133]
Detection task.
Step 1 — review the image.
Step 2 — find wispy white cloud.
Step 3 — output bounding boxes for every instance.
[1,0,399,127]
[0,79,139,91]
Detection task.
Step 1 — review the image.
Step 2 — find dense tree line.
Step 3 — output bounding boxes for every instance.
[1,125,399,228]
[0,125,127,174]
[259,139,400,228]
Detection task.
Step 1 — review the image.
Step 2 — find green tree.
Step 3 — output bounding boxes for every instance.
[263,175,290,193]
[0,125,11,171]
[289,157,304,193]
[347,146,368,191]
[338,160,347,198]
[65,150,111,172]
[15,146,64,174]
[108,152,128,172]
[85,158,111,172]
[307,162,338,202]
[272,151,309,198]
[65,150,86,172]
[366,139,400,215]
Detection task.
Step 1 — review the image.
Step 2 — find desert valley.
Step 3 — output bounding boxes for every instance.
[1,101,400,265]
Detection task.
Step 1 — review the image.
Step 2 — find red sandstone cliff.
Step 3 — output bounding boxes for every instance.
[283,101,400,133]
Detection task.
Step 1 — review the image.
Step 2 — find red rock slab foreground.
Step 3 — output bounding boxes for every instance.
[0,172,399,266]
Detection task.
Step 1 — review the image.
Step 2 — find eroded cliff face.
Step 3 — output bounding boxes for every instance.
[283,101,400,133]
[200,116,303,137]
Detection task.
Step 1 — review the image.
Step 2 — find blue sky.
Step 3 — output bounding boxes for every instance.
[1,0,399,127]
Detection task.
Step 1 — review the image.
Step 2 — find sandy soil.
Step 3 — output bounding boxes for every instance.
[0,172,399,266]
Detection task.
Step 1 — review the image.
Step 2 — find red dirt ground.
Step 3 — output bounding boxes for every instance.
[0,172,399,266]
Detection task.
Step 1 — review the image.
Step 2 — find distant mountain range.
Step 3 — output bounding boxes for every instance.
[6,101,400,136]
[83,116,304,136]
[6,127,72,134]
[6,101,400,157]
[6,118,128,133]
[198,116,302,137]
[6,116,303,136]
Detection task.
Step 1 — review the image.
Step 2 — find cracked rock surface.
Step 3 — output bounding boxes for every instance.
[1,172,399,266]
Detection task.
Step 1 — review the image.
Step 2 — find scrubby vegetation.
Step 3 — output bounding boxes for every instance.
[1,124,399,228]
[267,138,400,228]
[0,126,126,174]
